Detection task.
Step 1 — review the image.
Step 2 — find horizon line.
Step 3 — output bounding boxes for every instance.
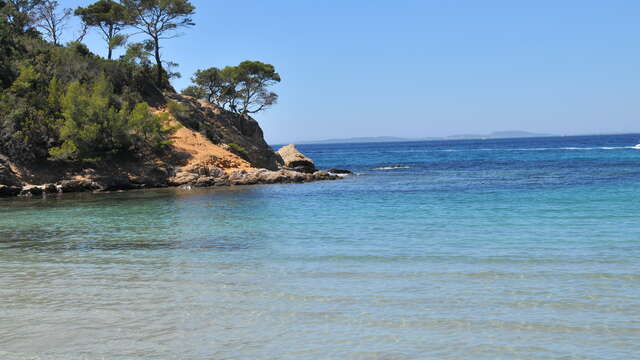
[270,131,640,146]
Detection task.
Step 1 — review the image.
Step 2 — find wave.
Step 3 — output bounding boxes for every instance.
[374,166,410,170]
[435,146,636,152]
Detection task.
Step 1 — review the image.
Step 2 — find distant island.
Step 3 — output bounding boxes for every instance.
[297,131,556,145]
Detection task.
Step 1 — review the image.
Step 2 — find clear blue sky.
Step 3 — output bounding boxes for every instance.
[67,0,639,143]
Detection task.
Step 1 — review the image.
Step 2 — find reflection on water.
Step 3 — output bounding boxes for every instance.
[2,136,640,359]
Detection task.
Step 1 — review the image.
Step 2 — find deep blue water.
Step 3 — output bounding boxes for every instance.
[1,134,639,359]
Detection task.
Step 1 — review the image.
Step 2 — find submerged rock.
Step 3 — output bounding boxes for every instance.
[276,144,317,173]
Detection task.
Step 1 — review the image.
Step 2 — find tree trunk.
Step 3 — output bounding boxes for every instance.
[107,25,113,60]
[153,37,163,87]
[51,25,58,45]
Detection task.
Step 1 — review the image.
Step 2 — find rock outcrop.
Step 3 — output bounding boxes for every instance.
[0,94,347,198]
[276,144,317,173]
[168,167,338,187]
[164,93,282,170]
[58,179,99,193]
[0,154,19,186]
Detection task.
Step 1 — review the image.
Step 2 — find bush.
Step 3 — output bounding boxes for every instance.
[227,142,248,156]
[0,63,59,161]
[49,77,131,161]
[180,85,206,100]
[167,100,191,121]
[49,76,173,161]
[128,101,174,149]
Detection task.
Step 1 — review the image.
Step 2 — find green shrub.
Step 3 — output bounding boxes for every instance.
[129,102,174,149]
[228,142,248,155]
[48,76,174,161]
[167,100,192,120]
[49,77,130,161]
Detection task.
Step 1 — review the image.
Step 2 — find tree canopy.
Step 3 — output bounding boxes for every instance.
[75,0,130,59]
[186,61,281,115]
[234,61,280,114]
[33,0,71,45]
[0,2,19,87]
[190,67,236,108]
[122,0,195,85]
[3,0,43,32]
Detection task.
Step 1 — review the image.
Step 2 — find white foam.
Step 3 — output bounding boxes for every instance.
[374,166,410,170]
[435,146,636,152]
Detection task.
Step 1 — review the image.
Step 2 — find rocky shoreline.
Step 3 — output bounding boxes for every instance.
[0,144,350,198]
[0,168,342,198]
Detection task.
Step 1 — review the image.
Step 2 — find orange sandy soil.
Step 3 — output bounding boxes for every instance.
[166,118,253,173]
[9,111,254,185]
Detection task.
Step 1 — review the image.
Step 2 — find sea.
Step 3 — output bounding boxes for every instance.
[1,134,639,360]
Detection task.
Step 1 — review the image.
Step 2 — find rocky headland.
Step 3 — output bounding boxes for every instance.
[0,94,344,198]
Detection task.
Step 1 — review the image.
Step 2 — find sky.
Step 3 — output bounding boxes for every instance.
[65,0,639,144]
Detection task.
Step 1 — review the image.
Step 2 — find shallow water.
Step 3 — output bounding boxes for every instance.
[1,134,639,359]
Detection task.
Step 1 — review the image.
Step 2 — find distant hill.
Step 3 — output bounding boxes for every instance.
[296,131,556,145]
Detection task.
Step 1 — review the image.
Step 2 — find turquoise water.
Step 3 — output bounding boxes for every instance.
[1,134,639,359]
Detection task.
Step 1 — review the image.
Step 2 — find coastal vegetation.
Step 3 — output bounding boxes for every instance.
[184,61,281,115]
[75,0,131,59]
[0,0,281,164]
[227,142,248,157]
